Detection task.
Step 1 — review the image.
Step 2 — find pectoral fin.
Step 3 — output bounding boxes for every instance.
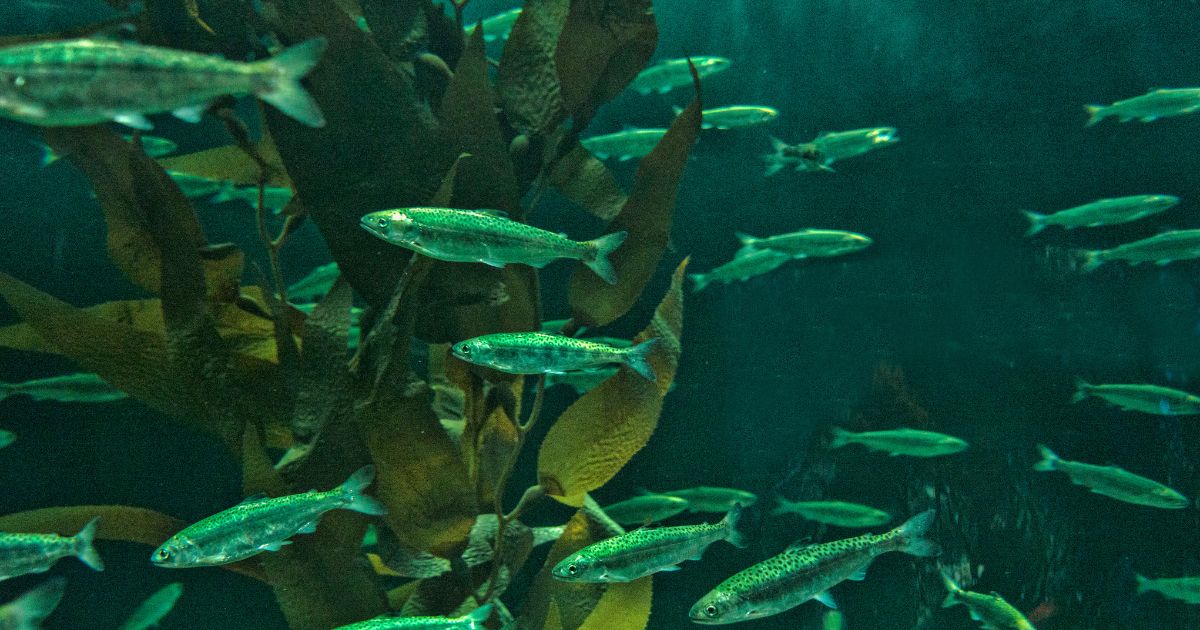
[813,591,837,609]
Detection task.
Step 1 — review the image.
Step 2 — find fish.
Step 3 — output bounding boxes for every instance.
[673,105,779,130]
[0,577,66,630]
[1033,445,1188,509]
[1072,379,1200,415]
[688,510,940,624]
[1136,574,1200,604]
[359,207,627,284]
[0,37,327,129]
[763,136,829,176]
[210,182,294,214]
[810,127,899,163]
[451,332,659,381]
[736,230,873,259]
[166,170,229,200]
[1079,229,1200,272]
[552,505,745,583]
[545,366,620,394]
[0,430,13,450]
[35,133,177,166]
[118,582,183,630]
[941,569,1036,630]
[581,128,668,161]
[828,426,968,458]
[770,499,892,528]
[0,373,127,404]
[631,56,731,95]
[602,494,691,526]
[656,487,759,513]
[473,7,522,42]
[1084,88,1200,126]
[822,610,844,630]
[287,263,341,303]
[333,604,493,629]
[689,248,792,292]
[0,517,104,581]
[1021,195,1179,237]
[151,465,387,568]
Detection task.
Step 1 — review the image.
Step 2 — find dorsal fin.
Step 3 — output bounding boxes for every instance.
[467,209,510,219]
[237,493,269,505]
[787,537,813,551]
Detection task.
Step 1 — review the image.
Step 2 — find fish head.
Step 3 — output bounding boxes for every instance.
[150,536,199,568]
[1152,487,1190,508]
[689,589,748,625]
[694,56,732,76]
[1146,194,1181,210]
[359,210,417,243]
[550,551,602,582]
[754,107,780,124]
[451,336,496,367]
[867,128,900,145]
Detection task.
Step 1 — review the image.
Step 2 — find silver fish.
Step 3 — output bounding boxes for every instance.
[0,577,66,630]
[1021,195,1178,236]
[632,57,731,95]
[581,128,667,161]
[1073,379,1200,415]
[674,105,778,130]
[118,582,183,630]
[0,373,126,404]
[1080,229,1200,272]
[1085,88,1200,126]
[474,8,522,42]
[287,263,341,303]
[0,518,103,581]
[689,249,792,292]
[736,229,873,259]
[210,182,294,214]
[1034,445,1188,509]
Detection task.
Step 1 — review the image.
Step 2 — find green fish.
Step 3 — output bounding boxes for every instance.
[152,466,386,568]
[287,263,341,303]
[474,7,522,42]
[360,207,627,284]
[0,372,126,404]
[0,517,104,581]
[828,426,968,458]
[451,332,658,381]
[552,505,745,583]
[822,610,844,630]
[118,582,183,630]
[770,499,891,528]
[1080,229,1200,272]
[334,604,493,629]
[810,127,899,163]
[1021,195,1178,237]
[0,577,65,630]
[763,137,829,176]
[545,366,619,394]
[581,128,667,161]
[941,569,1035,630]
[1136,574,1200,604]
[210,182,294,214]
[673,105,779,130]
[1072,379,1200,415]
[689,510,939,625]
[736,229,873,259]
[689,248,792,292]
[167,171,228,200]
[36,133,177,166]
[632,56,731,95]
[602,494,690,526]
[656,487,759,513]
[0,430,13,450]
[0,37,326,129]
[1033,445,1188,509]
[1085,88,1200,127]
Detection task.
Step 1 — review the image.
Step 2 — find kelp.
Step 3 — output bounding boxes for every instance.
[157,137,292,188]
[538,259,688,504]
[548,139,628,221]
[576,577,653,630]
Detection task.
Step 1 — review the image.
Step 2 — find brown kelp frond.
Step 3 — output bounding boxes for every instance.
[520,502,622,630]
[0,505,266,583]
[548,138,628,221]
[576,577,653,630]
[497,0,570,137]
[157,138,292,188]
[568,66,702,327]
[538,259,688,504]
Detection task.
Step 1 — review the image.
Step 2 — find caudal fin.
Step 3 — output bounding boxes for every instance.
[338,465,388,516]
[940,569,962,608]
[584,231,628,285]
[209,181,239,205]
[258,38,328,128]
[721,503,747,548]
[1136,574,1152,595]
[1033,444,1059,472]
[734,231,759,248]
[623,337,660,382]
[463,603,494,628]
[6,577,66,630]
[1071,377,1092,403]
[1021,210,1047,237]
[73,517,104,572]
[893,509,940,557]
[770,496,794,517]
[1084,104,1106,127]
[688,273,711,292]
[30,140,59,168]
[828,426,854,449]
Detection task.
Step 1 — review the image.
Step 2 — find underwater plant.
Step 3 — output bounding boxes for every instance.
[0,0,701,628]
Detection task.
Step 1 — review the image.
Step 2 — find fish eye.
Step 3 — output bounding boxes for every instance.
[567,564,578,575]
[154,548,171,561]
[376,217,388,229]
[705,605,717,616]
[458,344,471,355]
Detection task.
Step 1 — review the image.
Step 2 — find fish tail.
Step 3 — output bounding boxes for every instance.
[73,517,105,572]
[6,577,66,629]
[338,465,389,516]
[463,603,494,628]
[828,425,854,449]
[1078,249,1106,273]
[1033,444,1059,472]
[721,503,748,549]
[940,568,962,608]
[209,181,238,204]
[1020,210,1047,237]
[258,37,328,128]
[1084,104,1106,127]
[623,337,660,382]
[688,272,711,292]
[769,496,793,517]
[30,140,59,168]
[1071,377,1092,403]
[584,231,628,285]
[734,231,758,248]
[1136,573,1151,594]
[893,509,940,557]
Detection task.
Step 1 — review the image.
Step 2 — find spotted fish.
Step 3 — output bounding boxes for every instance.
[333,604,493,629]
[0,517,103,581]
[452,332,659,381]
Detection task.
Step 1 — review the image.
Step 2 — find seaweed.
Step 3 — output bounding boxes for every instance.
[0,2,699,627]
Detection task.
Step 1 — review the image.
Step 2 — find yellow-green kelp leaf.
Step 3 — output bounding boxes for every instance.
[567,67,701,328]
[44,127,245,299]
[576,577,653,630]
[544,601,565,630]
[242,427,384,629]
[539,259,687,503]
[497,0,569,136]
[157,137,292,188]
[549,138,627,221]
[0,505,267,583]
[555,0,657,128]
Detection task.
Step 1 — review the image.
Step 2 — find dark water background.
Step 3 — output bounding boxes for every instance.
[4,0,1200,627]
